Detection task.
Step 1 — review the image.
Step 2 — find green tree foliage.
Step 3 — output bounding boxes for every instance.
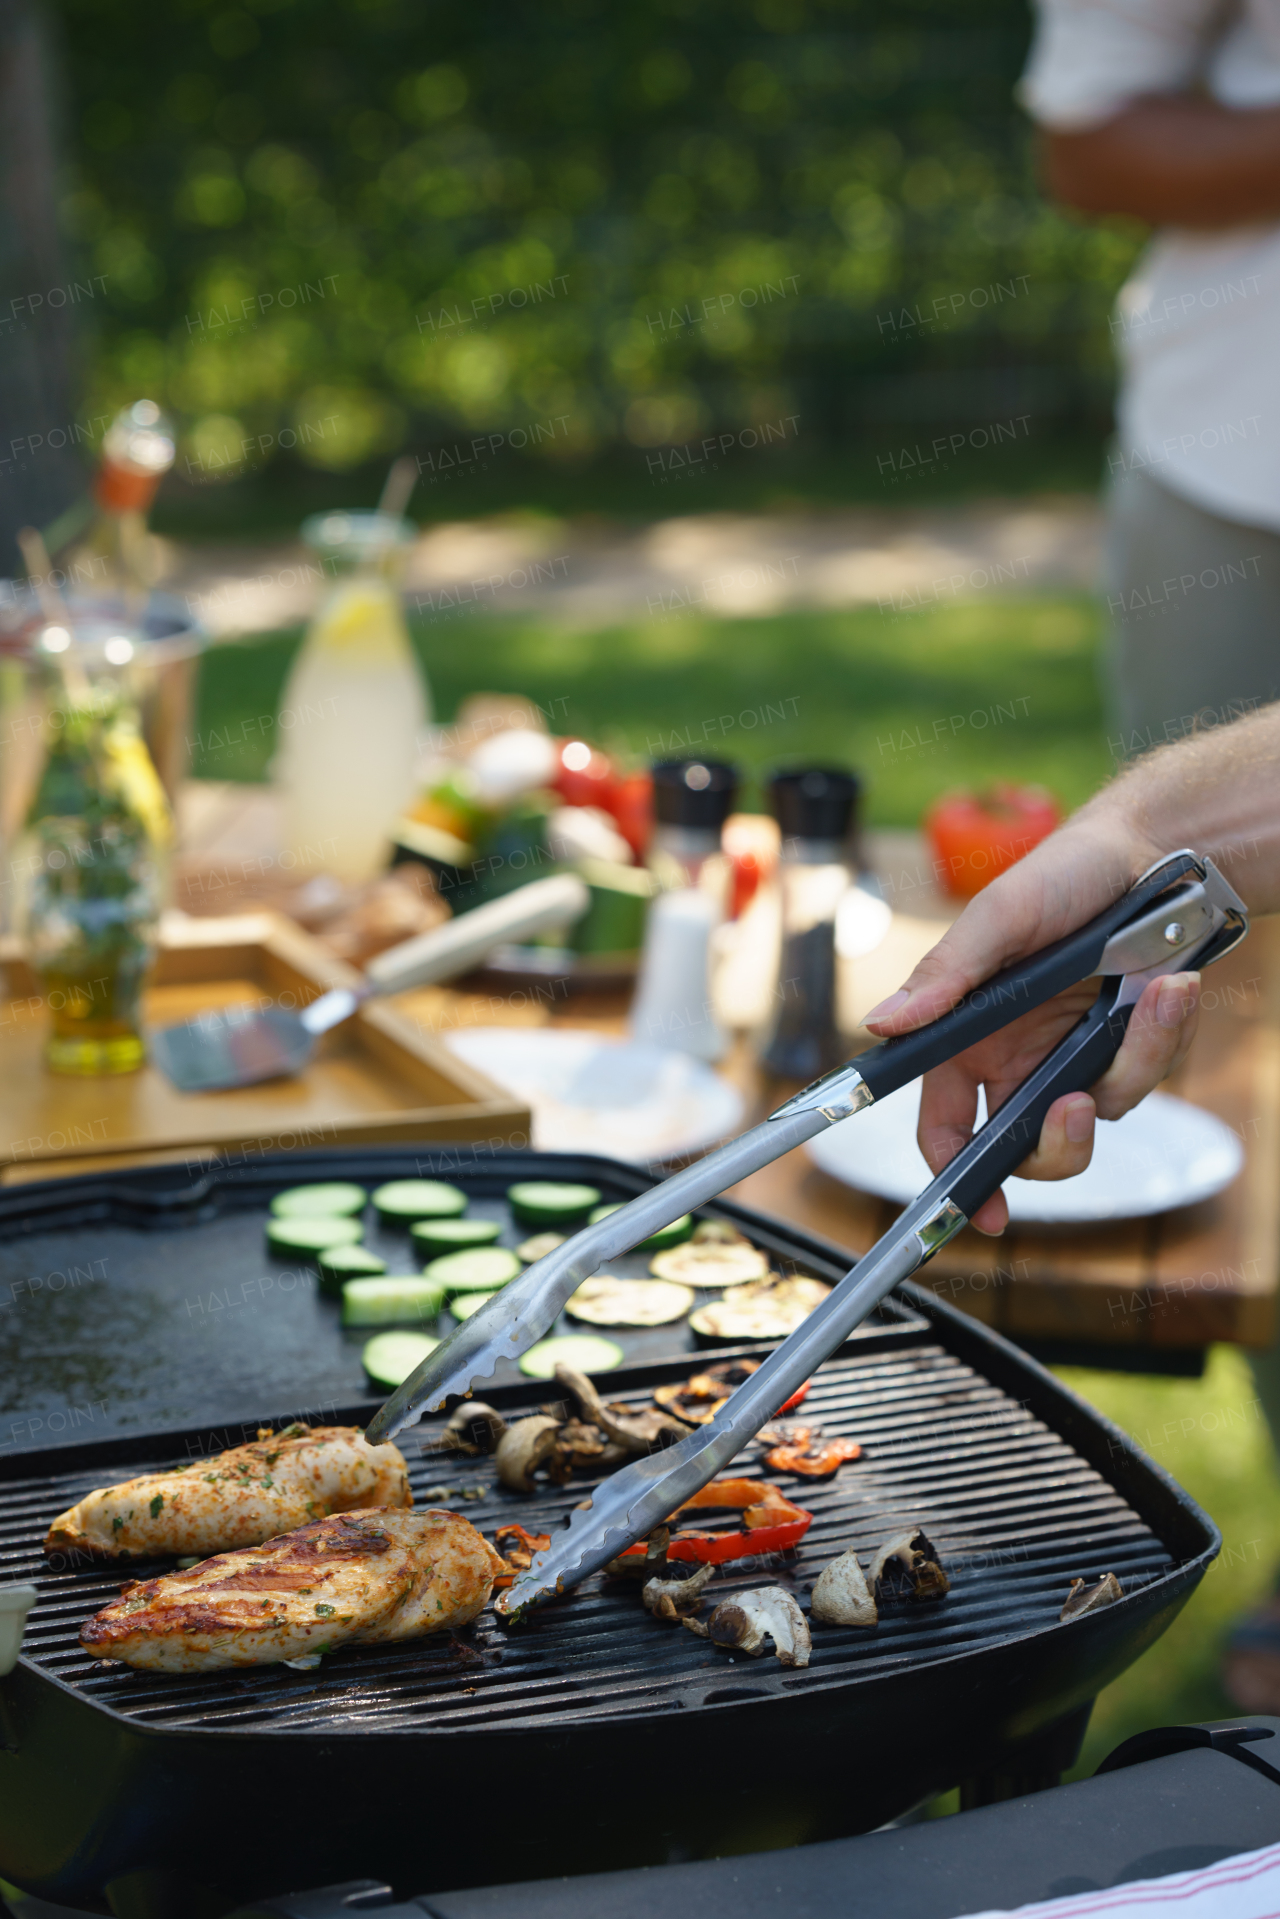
[58,0,1144,481]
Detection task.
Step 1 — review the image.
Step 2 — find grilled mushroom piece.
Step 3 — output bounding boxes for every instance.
[604,1526,672,1578]
[870,1528,950,1605]
[441,1402,507,1456]
[1060,1572,1123,1621]
[555,1365,690,1453]
[685,1587,811,1667]
[494,1414,563,1492]
[643,1561,715,1620]
[543,1418,630,1482]
[810,1548,877,1628]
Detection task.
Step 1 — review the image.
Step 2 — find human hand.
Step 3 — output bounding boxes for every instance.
[864,813,1201,1233]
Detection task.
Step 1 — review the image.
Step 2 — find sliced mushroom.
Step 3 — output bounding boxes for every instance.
[543,1418,630,1482]
[643,1560,715,1621]
[1060,1572,1123,1621]
[870,1528,950,1605]
[604,1526,672,1578]
[700,1587,811,1667]
[441,1401,508,1456]
[555,1364,689,1453]
[810,1548,877,1628]
[494,1413,563,1492]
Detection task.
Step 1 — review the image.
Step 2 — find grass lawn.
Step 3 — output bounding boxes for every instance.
[191,588,1279,1783]
[193,594,1115,821]
[1061,1346,1280,1778]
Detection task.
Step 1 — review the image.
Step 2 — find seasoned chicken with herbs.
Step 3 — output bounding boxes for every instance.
[45,1424,410,1562]
[80,1507,505,1672]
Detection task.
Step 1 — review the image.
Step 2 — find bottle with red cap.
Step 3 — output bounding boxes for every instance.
[85,400,176,599]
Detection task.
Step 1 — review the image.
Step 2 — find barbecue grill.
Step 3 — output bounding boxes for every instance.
[0,1149,1219,1919]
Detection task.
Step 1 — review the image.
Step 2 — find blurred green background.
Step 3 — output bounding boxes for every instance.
[55,0,1143,524]
[194,595,1113,821]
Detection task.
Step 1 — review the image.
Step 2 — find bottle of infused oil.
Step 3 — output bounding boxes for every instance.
[19,691,172,1074]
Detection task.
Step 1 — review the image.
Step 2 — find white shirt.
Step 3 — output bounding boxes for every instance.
[1020,0,1280,532]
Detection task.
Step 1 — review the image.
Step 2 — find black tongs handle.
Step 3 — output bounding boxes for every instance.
[852,850,1200,1104]
[940,974,1134,1220]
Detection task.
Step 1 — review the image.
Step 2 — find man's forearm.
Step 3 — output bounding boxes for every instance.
[1081,703,1280,915]
[1045,95,1280,226]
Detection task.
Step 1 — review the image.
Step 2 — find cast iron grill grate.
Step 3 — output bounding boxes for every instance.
[0,1340,1177,1735]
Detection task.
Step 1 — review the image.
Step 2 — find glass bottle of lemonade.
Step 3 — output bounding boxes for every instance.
[275,511,429,884]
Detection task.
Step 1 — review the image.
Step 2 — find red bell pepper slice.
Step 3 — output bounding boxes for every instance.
[491,1523,551,1590]
[615,1477,813,1568]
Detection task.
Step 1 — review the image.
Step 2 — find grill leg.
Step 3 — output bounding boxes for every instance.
[959,1700,1095,1810]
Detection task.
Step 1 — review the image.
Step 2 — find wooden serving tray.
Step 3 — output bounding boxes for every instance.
[0,912,530,1181]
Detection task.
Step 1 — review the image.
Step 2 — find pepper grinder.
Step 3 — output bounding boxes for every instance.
[629,758,737,1061]
[761,766,860,1080]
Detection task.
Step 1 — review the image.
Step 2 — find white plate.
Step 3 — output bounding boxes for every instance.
[806,1079,1243,1224]
[441,1027,744,1164]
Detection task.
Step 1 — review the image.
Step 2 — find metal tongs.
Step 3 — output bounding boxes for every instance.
[366,849,1247,1611]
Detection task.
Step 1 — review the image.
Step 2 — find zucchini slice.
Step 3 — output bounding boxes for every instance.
[341,1276,446,1327]
[516,1231,566,1263]
[269,1182,367,1219]
[315,1243,387,1299]
[518,1333,624,1379]
[649,1241,770,1288]
[422,1246,522,1294]
[587,1203,693,1252]
[449,1290,497,1320]
[266,1215,364,1261]
[362,1330,438,1390]
[410,1217,502,1257]
[506,1181,600,1227]
[372,1179,468,1224]
[566,1276,693,1327]
[689,1276,831,1342]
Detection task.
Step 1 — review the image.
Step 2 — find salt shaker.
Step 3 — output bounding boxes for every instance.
[629,758,737,1061]
[761,767,860,1080]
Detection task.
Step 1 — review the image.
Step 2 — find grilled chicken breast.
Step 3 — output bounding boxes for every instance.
[81,1508,505,1672]
[45,1424,410,1562]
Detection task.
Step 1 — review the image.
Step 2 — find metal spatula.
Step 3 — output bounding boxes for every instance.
[150,872,589,1092]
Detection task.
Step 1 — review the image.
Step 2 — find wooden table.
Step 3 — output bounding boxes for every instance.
[11,792,1280,1359]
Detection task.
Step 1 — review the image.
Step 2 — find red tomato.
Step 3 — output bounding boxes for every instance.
[552,738,616,809]
[925,784,1061,898]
